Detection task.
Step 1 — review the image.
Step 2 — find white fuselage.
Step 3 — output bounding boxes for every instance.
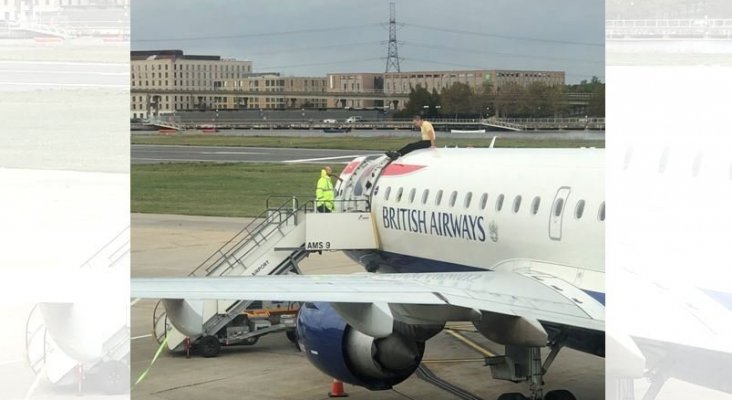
[341,148,605,300]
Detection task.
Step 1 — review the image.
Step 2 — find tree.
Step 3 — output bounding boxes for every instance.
[439,82,474,117]
[525,83,565,117]
[587,84,605,117]
[494,83,527,117]
[399,85,440,117]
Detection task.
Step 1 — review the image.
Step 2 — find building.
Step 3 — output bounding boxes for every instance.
[325,73,384,109]
[130,50,567,118]
[384,69,564,94]
[325,69,565,110]
[130,50,253,119]
[221,75,328,109]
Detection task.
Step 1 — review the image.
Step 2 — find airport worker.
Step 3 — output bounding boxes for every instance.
[315,166,335,213]
[386,114,436,160]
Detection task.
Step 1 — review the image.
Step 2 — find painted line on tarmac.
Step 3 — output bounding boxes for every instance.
[132,158,238,163]
[422,358,485,364]
[283,155,364,163]
[444,329,495,357]
[132,334,153,341]
[199,151,265,155]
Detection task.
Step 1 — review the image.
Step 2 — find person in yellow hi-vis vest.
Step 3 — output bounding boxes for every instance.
[315,166,335,213]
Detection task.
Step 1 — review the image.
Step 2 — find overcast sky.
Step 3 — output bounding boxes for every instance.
[131,0,604,84]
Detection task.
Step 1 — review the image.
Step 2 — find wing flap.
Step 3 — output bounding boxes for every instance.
[132,271,604,332]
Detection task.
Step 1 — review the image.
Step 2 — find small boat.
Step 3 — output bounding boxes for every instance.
[450,129,486,134]
[323,127,352,133]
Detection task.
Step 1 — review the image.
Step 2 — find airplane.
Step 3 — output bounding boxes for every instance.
[133,147,606,400]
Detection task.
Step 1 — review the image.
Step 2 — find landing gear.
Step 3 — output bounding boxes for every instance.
[198,335,221,358]
[486,336,576,400]
[544,389,577,400]
[497,393,529,400]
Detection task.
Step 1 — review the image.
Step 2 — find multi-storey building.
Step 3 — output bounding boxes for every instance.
[130,50,567,118]
[130,50,253,118]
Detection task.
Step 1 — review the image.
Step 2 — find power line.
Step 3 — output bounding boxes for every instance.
[132,23,382,42]
[245,41,382,56]
[404,41,604,65]
[404,22,604,47]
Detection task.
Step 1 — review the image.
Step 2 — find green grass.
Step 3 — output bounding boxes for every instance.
[132,136,604,217]
[132,134,604,150]
[132,163,327,217]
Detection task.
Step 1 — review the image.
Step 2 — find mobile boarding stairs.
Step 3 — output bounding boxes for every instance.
[151,156,388,357]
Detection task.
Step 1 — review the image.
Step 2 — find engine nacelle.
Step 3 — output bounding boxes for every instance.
[297,302,425,390]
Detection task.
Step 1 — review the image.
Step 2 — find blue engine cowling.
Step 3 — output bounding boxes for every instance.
[296,302,425,390]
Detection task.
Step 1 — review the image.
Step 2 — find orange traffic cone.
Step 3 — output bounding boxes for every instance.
[328,379,349,397]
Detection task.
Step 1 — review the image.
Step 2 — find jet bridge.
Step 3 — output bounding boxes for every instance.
[152,194,380,356]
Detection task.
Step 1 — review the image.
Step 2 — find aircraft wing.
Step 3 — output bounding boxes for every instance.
[133,270,604,337]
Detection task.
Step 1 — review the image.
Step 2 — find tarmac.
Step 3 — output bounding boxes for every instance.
[131,213,604,400]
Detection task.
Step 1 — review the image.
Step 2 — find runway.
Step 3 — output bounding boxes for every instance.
[132,144,383,164]
[131,213,604,400]
[0,60,128,91]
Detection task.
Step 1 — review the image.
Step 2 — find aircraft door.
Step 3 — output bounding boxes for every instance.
[549,186,571,240]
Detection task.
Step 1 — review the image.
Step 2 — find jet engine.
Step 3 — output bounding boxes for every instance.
[296,302,429,390]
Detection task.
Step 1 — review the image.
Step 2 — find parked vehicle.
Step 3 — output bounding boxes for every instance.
[345,116,362,123]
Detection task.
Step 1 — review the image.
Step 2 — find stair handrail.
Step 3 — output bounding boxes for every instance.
[188,198,314,277]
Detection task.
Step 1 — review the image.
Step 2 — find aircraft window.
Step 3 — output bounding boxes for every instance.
[513,195,522,213]
[408,188,416,204]
[384,187,391,201]
[435,190,443,206]
[396,187,403,202]
[479,193,488,210]
[464,192,473,208]
[575,200,586,219]
[598,201,606,222]
[422,189,430,204]
[531,196,541,215]
[449,191,458,207]
[495,194,504,212]
[553,198,564,217]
